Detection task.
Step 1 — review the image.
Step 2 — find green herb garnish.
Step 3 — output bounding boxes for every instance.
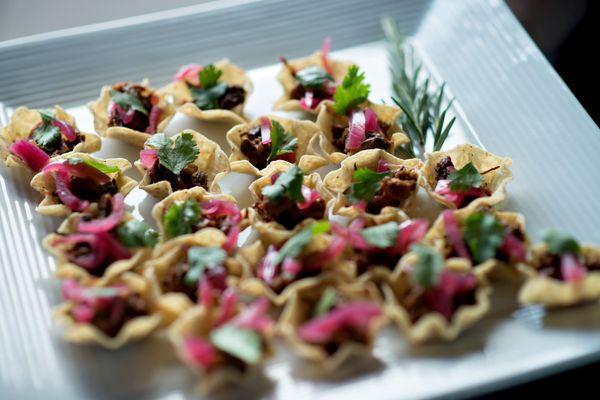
[189,64,228,110]
[184,246,226,286]
[68,157,120,174]
[347,167,389,204]
[163,199,200,238]
[295,65,333,89]
[332,64,370,115]
[261,164,305,202]
[267,120,298,162]
[210,325,262,364]
[382,17,456,159]
[146,132,199,175]
[448,162,482,192]
[410,244,444,289]
[109,89,148,115]
[462,212,506,263]
[313,287,338,317]
[31,110,61,153]
[273,220,330,266]
[541,229,581,256]
[360,222,399,248]
[116,220,159,248]
[198,64,222,88]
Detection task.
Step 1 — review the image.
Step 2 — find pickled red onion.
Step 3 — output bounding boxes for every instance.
[321,36,333,75]
[201,199,242,224]
[222,225,240,252]
[560,253,586,282]
[8,140,50,172]
[260,117,272,145]
[51,119,77,142]
[53,169,89,212]
[499,233,527,262]
[376,159,389,172]
[215,288,238,327]
[364,108,379,132]
[174,64,203,86]
[77,193,125,233]
[298,186,320,210]
[396,219,429,254]
[442,210,471,260]
[145,105,162,134]
[230,297,273,333]
[140,149,158,169]
[346,110,366,150]
[183,337,218,370]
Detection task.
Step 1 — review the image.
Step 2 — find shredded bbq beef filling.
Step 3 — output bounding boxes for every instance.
[218,85,246,110]
[537,252,600,281]
[239,126,271,169]
[331,120,392,153]
[365,168,418,214]
[290,85,332,107]
[88,294,148,337]
[30,123,82,157]
[195,213,233,234]
[109,83,153,132]
[434,156,455,181]
[402,286,477,323]
[355,250,400,275]
[255,196,326,230]
[68,177,118,202]
[149,163,208,191]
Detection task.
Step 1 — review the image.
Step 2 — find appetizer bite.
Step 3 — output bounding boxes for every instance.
[279,278,385,372]
[383,245,490,343]
[169,294,274,391]
[246,161,331,245]
[332,217,428,277]
[0,106,100,172]
[323,149,421,218]
[425,206,528,278]
[303,65,408,170]
[135,130,229,199]
[421,144,512,209]
[146,229,242,322]
[226,116,320,170]
[519,230,600,307]
[274,38,353,114]
[54,272,163,349]
[237,221,352,305]
[88,81,175,147]
[163,60,252,125]
[44,196,158,280]
[30,153,136,216]
[152,187,243,243]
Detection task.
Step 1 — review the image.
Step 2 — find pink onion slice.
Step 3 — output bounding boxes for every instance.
[300,90,319,110]
[346,110,366,150]
[499,233,527,262]
[199,276,214,307]
[43,159,111,185]
[201,199,242,224]
[51,119,77,142]
[53,233,106,269]
[77,193,125,233]
[257,245,280,286]
[222,225,240,252]
[215,288,238,327]
[282,256,302,277]
[331,218,371,251]
[363,108,379,132]
[53,169,90,212]
[145,105,162,134]
[442,210,471,260]
[71,303,95,323]
[376,159,389,173]
[109,103,136,125]
[183,336,218,370]
[260,117,272,145]
[321,235,346,263]
[423,270,477,320]
[230,297,273,333]
[560,253,586,282]
[140,149,158,169]
[174,64,203,86]
[298,186,320,210]
[8,140,50,172]
[321,36,334,75]
[396,219,429,254]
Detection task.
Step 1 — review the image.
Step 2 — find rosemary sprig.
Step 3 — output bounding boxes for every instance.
[381,17,456,159]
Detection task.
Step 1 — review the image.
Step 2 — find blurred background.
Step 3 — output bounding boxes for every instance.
[0,0,597,124]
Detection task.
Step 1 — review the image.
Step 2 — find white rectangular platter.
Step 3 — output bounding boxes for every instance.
[1,1,599,399]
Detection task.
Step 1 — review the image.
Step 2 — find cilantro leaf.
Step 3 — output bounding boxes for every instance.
[313,287,338,317]
[210,325,262,364]
[116,220,159,248]
[189,81,228,110]
[184,246,226,286]
[109,89,148,115]
[360,222,399,248]
[410,244,444,289]
[295,65,333,89]
[267,120,298,162]
[31,122,61,154]
[163,199,200,239]
[448,162,482,192]
[348,167,389,204]
[261,164,305,202]
[462,212,506,263]
[39,109,56,124]
[273,220,330,266]
[146,132,199,175]
[198,64,222,88]
[68,157,120,174]
[332,64,370,115]
[542,229,581,255]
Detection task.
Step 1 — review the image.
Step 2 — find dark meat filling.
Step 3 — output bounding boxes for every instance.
[69,177,118,202]
[30,123,82,157]
[108,82,153,132]
[355,250,400,275]
[88,294,148,337]
[331,120,392,154]
[148,163,208,191]
[254,196,326,230]
[365,167,418,214]
[401,286,477,323]
[161,263,198,302]
[218,85,246,110]
[434,156,455,181]
[239,126,271,169]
